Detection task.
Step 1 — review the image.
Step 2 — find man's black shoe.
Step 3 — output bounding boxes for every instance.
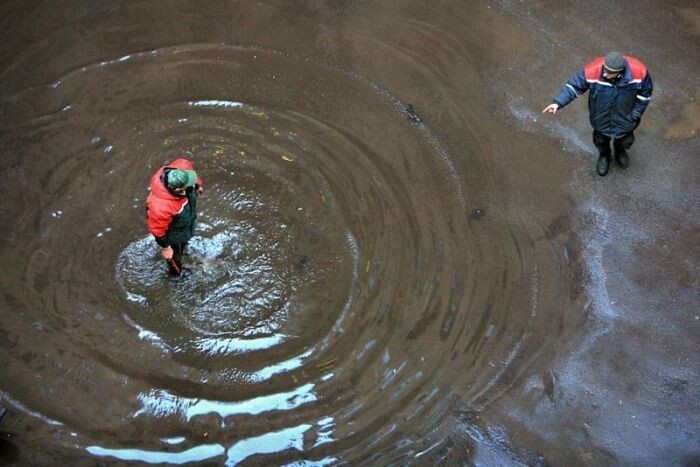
[615,149,629,168]
[596,155,610,176]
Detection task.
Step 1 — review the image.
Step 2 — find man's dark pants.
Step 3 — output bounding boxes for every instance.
[593,130,635,157]
[168,242,187,275]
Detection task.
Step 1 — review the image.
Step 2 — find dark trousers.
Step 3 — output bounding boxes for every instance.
[168,242,187,275]
[593,130,635,157]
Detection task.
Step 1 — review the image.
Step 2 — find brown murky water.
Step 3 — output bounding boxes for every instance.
[0,2,582,464]
[1,1,697,465]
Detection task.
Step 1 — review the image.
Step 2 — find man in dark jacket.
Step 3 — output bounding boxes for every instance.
[146,158,204,275]
[543,52,653,176]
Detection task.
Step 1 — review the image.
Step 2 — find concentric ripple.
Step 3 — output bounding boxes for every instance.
[0,44,560,464]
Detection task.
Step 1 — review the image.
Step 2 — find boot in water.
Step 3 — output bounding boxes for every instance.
[615,149,629,168]
[596,155,610,176]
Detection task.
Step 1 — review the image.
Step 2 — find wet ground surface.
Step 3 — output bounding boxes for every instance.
[0,1,697,465]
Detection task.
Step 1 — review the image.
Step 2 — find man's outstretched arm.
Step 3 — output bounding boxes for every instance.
[543,69,590,113]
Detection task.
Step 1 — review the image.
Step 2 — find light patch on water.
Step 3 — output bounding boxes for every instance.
[469,338,525,403]
[406,387,440,421]
[192,334,286,355]
[225,423,312,466]
[508,98,595,155]
[364,422,397,450]
[137,329,166,347]
[134,383,317,421]
[379,361,406,390]
[252,349,314,380]
[161,436,186,445]
[283,457,338,466]
[125,292,147,305]
[188,100,244,108]
[355,339,376,360]
[95,227,112,238]
[415,440,442,458]
[530,262,539,317]
[389,369,424,402]
[311,417,336,448]
[86,443,225,464]
[460,423,530,467]
[0,389,63,426]
[582,202,616,319]
[122,314,167,349]
[188,230,234,258]
[330,230,360,335]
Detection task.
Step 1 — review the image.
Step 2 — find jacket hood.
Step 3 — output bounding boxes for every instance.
[149,167,182,201]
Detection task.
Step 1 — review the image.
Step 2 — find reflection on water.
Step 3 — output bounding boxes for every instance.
[87,443,226,464]
[88,419,337,465]
[0,2,568,464]
[190,334,288,355]
[134,382,319,420]
[226,421,336,466]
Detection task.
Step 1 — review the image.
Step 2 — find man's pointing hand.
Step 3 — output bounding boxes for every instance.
[542,103,559,114]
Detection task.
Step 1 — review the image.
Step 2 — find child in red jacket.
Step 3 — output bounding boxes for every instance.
[146,158,204,275]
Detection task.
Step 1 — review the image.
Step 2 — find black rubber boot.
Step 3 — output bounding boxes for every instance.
[615,149,629,168]
[596,155,610,176]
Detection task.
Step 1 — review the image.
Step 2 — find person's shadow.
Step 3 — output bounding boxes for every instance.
[0,437,19,464]
[0,408,20,464]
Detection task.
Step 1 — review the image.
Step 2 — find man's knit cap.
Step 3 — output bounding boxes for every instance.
[603,51,626,72]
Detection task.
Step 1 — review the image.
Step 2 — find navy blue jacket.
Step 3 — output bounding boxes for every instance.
[553,56,653,138]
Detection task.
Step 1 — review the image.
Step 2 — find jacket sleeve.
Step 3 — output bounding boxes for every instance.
[153,235,169,248]
[146,205,173,247]
[553,69,590,109]
[631,72,653,121]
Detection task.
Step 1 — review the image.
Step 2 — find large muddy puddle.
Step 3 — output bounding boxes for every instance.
[0,2,625,465]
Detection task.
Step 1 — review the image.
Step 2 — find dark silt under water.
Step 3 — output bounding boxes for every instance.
[1,1,698,465]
